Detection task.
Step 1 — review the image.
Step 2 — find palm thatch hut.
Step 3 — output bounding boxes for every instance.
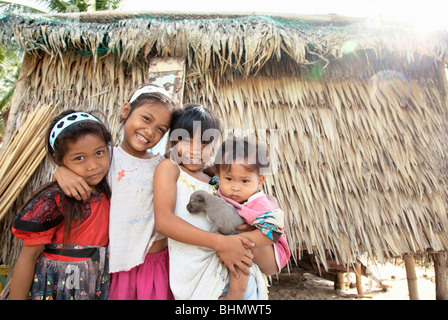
[1,11,448,288]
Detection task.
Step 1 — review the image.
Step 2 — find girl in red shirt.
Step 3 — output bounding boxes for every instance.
[9,109,112,300]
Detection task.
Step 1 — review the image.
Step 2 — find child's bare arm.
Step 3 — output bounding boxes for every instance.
[238,227,279,275]
[154,159,254,278]
[237,226,274,247]
[9,244,44,300]
[53,166,92,201]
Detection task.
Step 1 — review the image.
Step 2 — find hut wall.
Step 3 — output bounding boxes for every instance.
[2,35,448,269]
[182,57,448,267]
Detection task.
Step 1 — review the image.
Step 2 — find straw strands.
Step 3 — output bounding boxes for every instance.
[197,71,448,267]
[1,12,447,77]
[1,12,448,267]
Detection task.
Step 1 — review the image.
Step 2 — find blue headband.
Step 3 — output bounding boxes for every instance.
[49,112,101,151]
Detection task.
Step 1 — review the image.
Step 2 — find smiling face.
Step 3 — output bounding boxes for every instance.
[120,101,172,158]
[61,133,110,190]
[175,130,216,172]
[218,160,265,204]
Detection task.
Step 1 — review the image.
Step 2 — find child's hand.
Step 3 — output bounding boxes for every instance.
[54,166,92,201]
[215,234,255,278]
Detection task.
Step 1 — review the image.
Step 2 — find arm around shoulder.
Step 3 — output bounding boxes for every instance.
[53,166,91,201]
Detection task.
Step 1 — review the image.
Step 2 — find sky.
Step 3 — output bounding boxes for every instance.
[11,0,448,32]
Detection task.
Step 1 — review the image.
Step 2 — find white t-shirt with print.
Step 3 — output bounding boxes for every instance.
[108,146,163,273]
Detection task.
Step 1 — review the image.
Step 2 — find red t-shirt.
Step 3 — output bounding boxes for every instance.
[12,184,110,261]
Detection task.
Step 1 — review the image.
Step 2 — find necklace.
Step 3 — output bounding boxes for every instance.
[179,173,217,195]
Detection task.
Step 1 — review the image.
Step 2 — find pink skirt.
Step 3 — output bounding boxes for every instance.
[109,248,174,300]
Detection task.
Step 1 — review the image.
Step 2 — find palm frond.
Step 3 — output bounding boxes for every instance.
[1,12,448,268]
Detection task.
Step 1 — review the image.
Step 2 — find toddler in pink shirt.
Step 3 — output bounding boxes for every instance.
[213,137,291,300]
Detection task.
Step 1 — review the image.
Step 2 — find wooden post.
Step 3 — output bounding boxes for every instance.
[336,272,345,291]
[355,262,364,296]
[146,57,186,105]
[404,253,419,300]
[433,251,448,300]
[145,57,186,154]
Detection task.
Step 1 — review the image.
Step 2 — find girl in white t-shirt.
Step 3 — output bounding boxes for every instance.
[54,84,178,300]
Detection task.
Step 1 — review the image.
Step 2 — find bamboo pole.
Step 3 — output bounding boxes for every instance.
[355,262,364,296]
[0,104,56,222]
[0,136,44,194]
[404,253,419,300]
[433,251,448,300]
[336,272,345,291]
[0,147,46,221]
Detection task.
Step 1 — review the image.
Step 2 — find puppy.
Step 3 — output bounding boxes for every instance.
[187,190,244,235]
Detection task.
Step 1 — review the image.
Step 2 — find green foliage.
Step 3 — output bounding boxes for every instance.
[0,0,123,113]
[0,1,45,14]
[0,46,22,112]
[37,0,122,13]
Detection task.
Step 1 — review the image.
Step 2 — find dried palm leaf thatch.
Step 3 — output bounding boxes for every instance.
[1,11,448,268]
[191,67,448,267]
[4,52,148,142]
[0,104,56,221]
[1,11,448,77]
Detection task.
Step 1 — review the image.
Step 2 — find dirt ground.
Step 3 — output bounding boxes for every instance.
[268,262,437,300]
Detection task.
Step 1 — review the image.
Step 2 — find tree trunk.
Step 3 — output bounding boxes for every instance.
[404,253,419,300]
[433,251,448,300]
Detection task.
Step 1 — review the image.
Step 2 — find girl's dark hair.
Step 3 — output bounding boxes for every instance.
[123,83,178,124]
[46,109,112,244]
[214,137,270,174]
[168,104,222,149]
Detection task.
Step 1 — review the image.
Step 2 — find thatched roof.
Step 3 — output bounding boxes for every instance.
[2,11,448,72]
[1,11,448,269]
